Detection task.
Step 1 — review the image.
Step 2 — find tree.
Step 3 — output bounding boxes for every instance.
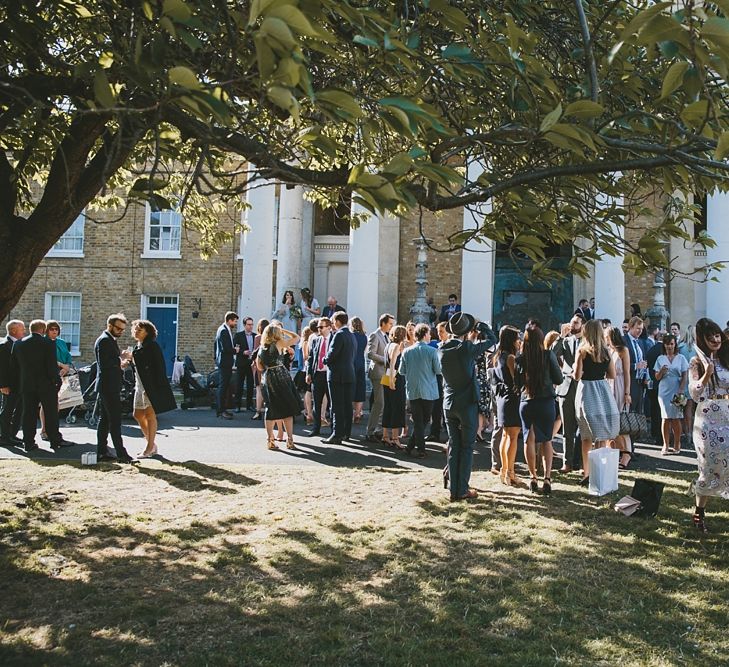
[3,0,729,320]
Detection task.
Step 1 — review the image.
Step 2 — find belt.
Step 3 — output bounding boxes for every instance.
[707,394,729,400]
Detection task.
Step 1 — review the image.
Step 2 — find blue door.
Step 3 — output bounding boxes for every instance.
[146,306,177,376]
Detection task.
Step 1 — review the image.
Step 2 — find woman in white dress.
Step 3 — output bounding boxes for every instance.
[688,318,729,533]
[654,334,688,455]
[606,327,632,469]
[272,290,301,333]
[299,287,321,329]
[679,325,697,441]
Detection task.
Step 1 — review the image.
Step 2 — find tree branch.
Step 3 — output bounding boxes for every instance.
[574,0,599,103]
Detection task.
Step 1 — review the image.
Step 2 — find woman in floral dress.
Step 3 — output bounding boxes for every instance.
[688,318,729,533]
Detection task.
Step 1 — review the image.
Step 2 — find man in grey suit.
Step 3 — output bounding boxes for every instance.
[365,313,394,442]
[552,313,584,472]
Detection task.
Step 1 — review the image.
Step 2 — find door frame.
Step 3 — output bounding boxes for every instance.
[140,294,179,370]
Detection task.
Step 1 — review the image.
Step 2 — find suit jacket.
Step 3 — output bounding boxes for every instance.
[575,306,593,321]
[233,330,256,369]
[438,303,462,323]
[0,336,19,389]
[215,323,235,370]
[439,338,491,411]
[645,342,663,384]
[95,330,123,393]
[132,340,177,414]
[11,333,59,393]
[306,334,329,376]
[553,334,580,393]
[366,328,389,378]
[322,304,345,318]
[323,326,356,383]
[623,333,649,375]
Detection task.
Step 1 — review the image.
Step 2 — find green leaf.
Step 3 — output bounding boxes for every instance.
[540,103,562,133]
[715,131,729,160]
[267,84,299,122]
[382,152,413,177]
[316,89,363,119]
[702,17,729,51]
[162,0,191,21]
[563,100,603,119]
[636,15,688,47]
[93,70,115,108]
[260,17,296,51]
[169,66,202,89]
[660,61,689,98]
[268,4,317,36]
[141,1,154,20]
[680,99,709,126]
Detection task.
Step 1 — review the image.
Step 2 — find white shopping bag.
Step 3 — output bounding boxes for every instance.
[588,447,620,496]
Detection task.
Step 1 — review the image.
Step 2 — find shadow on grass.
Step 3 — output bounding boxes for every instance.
[1,469,728,666]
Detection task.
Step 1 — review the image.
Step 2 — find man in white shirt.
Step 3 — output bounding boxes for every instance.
[214,311,238,419]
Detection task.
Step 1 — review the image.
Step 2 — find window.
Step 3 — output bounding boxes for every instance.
[44,293,82,355]
[47,212,85,257]
[142,203,182,258]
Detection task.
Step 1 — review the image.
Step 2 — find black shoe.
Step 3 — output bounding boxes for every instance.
[308,429,321,437]
[0,435,23,447]
[426,434,441,442]
[529,478,539,493]
[98,454,117,462]
[415,450,427,459]
[321,436,342,445]
[251,412,262,420]
[579,476,590,487]
[24,443,39,452]
[51,439,74,449]
[365,433,381,443]
[117,455,137,464]
[542,478,552,496]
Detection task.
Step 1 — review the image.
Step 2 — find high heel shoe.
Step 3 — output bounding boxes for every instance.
[693,506,708,534]
[529,478,539,493]
[542,477,552,496]
[286,436,297,450]
[390,439,405,451]
[138,446,158,458]
[267,437,279,450]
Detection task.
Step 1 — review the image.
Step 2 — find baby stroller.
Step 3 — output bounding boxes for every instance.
[65,363,135,427]
[179,355,211,409]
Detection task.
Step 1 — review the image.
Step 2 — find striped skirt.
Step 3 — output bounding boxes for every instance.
[576,379,619,442]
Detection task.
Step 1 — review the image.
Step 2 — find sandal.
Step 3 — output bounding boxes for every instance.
[579,476,590,487]
[267,437,279,451]
[390,439,405,451]
[286,437,297,451]
[693,506,708,534]
[618,452,633,470]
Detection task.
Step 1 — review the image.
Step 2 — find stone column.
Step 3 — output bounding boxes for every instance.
[668,192,695,329]
[460,161,495,323]
[593,194,625,325]
[706,192,729,326]
[275,185,306,305]
[347,203,381,330]
[240,172,276,323]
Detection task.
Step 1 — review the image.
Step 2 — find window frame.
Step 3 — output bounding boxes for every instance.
[46,211,86,258]
[43,292,82,356]
[141,203,182,259]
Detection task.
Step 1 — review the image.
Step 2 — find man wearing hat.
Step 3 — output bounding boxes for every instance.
[439,312,493,501]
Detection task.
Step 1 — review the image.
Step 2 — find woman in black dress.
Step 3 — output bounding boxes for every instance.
[493,326,522,486]
[382,324,407,449]
[130,319,177,458]
[350,316,368,423]
[256,323,301,450]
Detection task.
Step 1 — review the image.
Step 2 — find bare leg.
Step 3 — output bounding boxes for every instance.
[143,408,157,454]
[498,431,509,483]
[581,439,593,478]
[541,441,554,479]
[525,428,537,479]
[265,419,277,448]
[304,391,313,422]
[353,401,363,420]
[660,419,670,453]
[671,419,682,452]
[40,405,46,435]
[507,429,519,481]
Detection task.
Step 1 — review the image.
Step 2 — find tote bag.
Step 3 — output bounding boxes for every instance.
[588,448,620,496]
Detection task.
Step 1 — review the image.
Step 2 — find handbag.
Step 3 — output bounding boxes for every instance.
[588,447,620,496]
[631,478,664,517]
[380,374,393,388]
[619,407,648,438]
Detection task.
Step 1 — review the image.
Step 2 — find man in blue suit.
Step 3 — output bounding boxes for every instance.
[438,294,461,323]
[623,316,649,413]
[214,311,238,420]
[323,311,357,444]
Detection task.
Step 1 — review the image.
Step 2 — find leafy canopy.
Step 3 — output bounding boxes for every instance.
[3,0,729,280]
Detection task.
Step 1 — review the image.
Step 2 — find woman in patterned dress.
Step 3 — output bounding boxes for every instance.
[688,318,729,533]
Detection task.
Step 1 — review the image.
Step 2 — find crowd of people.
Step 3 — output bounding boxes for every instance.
[2,289,729,533]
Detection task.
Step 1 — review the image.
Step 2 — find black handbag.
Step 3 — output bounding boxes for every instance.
[619,407,648,438]
[631,478,665,517]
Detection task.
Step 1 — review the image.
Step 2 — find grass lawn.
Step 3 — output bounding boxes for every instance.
[1,457,728,666]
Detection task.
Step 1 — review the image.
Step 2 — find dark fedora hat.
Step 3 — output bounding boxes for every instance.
[447,312,476,337]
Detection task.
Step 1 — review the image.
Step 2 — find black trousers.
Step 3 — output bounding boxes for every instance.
[0,390,22,439]
[328,380,354,439]
[217,366,233,414]
[647,385,661,443]
[312,371,330,429]
[429,375,444,438]
[22,385,61,447]
[236,363,255,409]
[409,398,433,452]
[97,389,129,458]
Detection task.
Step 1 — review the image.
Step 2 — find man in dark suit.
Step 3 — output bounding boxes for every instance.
[322,312,357,444]
[214,311,238,420]
[233,316,256,412]
[439,312,493,501]
[438,294,461,323]
[574,298,593,321]
[623,316,649,414]
[11,320,70,452]
[645,332,665,446]
[95,313,134,463]
[0,319,25,447]
[305,317,332,437]
[321,296,345,319]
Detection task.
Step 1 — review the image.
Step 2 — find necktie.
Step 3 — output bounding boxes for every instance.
[318,336,327,371]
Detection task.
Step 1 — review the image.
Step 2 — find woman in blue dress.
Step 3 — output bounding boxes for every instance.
[654,333,688,454]
[350,316,368,423]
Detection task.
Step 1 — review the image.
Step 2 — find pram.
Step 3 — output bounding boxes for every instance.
[65,363,135,427]
[179,355,213,409]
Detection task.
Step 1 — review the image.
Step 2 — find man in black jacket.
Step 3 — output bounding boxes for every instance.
[323,312,357,444]
[95,313,134,463]
[305,317,332,437]
[11,320,70,452]
[233,316,256,412]
[0,319,25,447]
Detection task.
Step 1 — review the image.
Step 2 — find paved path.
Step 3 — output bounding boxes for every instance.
[0,406,699,479]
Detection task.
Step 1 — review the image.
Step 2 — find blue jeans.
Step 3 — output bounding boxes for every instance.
[444,404,478,498]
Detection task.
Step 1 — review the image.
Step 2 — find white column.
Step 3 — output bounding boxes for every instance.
[706,192,729,326]
[593,194,625,326]
[460,161,495,323]
[275,185,305,305]
[347,203,381,330]
[240,172,276,323]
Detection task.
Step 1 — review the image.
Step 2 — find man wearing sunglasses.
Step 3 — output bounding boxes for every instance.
[305,317,332,436]
[94,313,135,463]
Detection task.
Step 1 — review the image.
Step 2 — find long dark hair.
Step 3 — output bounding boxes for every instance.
[522,327,545,397]
[493,325,519,366]
[695,317,729,368]
[606,326,625,351]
